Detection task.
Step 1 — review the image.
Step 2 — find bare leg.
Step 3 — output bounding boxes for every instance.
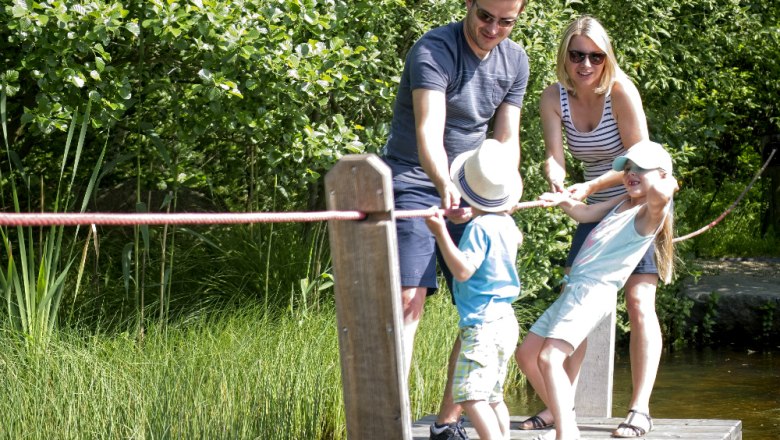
[538,338,580,440]
[462,400,505,440]
[515,330,584,428]
[614,274,660,436]
[492,401,511,439]
[435,336,464,424]
[402,286,427,381]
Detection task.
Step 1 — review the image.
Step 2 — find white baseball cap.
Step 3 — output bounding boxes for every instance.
[612,140,673,174]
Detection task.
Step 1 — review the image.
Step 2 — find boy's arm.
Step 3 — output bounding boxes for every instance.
[424,212,477,282]
[540,192,626,223]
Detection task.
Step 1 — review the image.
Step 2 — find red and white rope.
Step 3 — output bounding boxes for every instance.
[0,200,547,227]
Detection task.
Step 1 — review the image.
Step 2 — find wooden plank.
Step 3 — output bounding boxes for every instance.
[325,154,411,440]
[412,415,742,439]
[575,310,616,417]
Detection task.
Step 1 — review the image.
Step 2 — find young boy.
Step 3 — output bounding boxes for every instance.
[425,139,524,440]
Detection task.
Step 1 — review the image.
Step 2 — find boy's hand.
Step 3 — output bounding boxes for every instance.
[424,207,448,236]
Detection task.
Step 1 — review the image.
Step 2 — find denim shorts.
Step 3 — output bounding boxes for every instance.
[393,179,469,297]
[566,221,658,275]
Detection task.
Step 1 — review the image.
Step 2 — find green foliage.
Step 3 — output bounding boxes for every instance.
[1,0,778,345]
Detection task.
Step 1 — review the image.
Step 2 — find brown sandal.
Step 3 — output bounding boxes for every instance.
[612,409,653,438]
[517,414,554,430]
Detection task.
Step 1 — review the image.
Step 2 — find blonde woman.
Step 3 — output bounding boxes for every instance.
[514,16,664,438]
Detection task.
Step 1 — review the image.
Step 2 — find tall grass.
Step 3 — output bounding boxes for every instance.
[0,293,530,439]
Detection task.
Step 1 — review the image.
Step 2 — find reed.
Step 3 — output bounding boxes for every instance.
[0,91,103,346]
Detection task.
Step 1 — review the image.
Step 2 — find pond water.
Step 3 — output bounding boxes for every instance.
[507,346,780,439]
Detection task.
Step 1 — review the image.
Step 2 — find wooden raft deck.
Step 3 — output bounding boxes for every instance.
[412,415,742,440]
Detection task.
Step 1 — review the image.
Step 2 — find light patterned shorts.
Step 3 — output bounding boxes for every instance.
[453,315,519,404]
[529,279,618,350]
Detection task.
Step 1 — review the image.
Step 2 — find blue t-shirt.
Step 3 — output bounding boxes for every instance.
[383,21,530,186]
[454,214,522,327]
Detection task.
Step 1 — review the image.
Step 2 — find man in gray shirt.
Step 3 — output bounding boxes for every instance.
[382,1,530,438]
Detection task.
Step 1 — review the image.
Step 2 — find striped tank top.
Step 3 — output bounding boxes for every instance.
[559,83,627,203]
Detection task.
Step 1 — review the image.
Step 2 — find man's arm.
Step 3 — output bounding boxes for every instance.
[491,102,522,167]
[413,88,460,209]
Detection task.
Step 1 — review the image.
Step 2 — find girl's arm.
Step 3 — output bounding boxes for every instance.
[539,192,626,223]
[635,172,679,235]
[540,85,567,193]
[424,211,476,282]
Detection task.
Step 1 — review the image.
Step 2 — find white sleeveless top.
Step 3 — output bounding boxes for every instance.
[570,200,666,289]
[559,83,627,203]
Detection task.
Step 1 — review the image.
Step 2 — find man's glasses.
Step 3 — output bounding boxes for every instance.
[472,1,518,28]
[568,50,607,65]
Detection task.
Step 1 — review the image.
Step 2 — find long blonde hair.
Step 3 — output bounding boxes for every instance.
[654,203,676,284]
[556,15,621,95]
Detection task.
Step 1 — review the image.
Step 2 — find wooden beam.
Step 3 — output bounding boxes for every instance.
[325,154,411,439]
[575,309,616,417]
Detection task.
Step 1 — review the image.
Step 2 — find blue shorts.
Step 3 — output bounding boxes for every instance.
[393,179,469,298]
[566,221,658,275]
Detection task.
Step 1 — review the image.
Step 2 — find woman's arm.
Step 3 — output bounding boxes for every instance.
[540,85,567,193]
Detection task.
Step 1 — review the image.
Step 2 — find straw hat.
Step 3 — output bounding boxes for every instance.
[450,139,522,212]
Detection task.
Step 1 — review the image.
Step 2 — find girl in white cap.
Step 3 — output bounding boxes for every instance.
[518,140,677,440]
[425,139,524,440]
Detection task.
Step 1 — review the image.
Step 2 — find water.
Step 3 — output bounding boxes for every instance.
[507,347,780,439]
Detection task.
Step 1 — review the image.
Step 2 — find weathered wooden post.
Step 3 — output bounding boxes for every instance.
[325,154,411,439]
[575,309,616,417]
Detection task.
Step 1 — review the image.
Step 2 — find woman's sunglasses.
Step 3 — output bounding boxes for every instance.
[568,50,607,65]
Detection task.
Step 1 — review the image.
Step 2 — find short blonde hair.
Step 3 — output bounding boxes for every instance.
[556,16,621,95]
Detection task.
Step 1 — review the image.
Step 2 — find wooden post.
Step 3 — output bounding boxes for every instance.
[574,308,616,417]
[325,154,411,439]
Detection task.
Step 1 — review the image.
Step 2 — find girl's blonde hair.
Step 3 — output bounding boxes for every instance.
[556,15,622,95]
[654,203,676,284]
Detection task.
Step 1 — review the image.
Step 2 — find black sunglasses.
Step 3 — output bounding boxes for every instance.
[472,1,518,28]
[568,50,607,65]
